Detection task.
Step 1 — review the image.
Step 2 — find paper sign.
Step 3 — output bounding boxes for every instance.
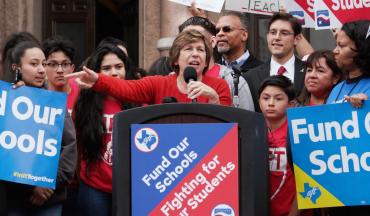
[288,102,370,209]
[314,0,370,29]
[168,0,225,13]
[286,0,315,28]
[225,0,280,16]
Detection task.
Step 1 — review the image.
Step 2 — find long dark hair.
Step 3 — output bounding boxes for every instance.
[341,20,370,76]
[73,44,133,168]
[1,32,40,82]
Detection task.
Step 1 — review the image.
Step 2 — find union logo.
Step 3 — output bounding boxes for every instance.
[134,127,159,152]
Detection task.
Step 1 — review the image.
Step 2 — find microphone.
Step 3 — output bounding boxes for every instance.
[162,97,178,103]
[183,67,197,103]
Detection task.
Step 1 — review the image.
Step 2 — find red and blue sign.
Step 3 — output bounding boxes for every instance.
[314,0,370,29]
[0,81,66,188]
[131,123,239,216]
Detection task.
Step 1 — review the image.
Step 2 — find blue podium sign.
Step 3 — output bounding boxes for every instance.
[287,102,370,209]
[131,123,239,216]
[0,81,67,188]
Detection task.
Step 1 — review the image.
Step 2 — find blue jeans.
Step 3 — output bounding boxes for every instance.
[8,204,62,216]
[78,181,112,216]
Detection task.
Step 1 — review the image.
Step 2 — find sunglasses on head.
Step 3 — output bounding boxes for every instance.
[216,26,245,34]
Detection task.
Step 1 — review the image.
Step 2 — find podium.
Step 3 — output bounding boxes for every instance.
[112,103,269,216]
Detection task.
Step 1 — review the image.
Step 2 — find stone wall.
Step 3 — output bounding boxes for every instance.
[0,0,42,57]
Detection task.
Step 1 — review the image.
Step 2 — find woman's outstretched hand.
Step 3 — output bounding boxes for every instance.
[65,66,99,89]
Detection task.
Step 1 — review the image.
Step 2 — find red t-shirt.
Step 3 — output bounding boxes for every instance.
[93,74,231,106]
[66,78,79,115]
[206,64,220,77]
[79,99,122,193]
[269,120,296,216]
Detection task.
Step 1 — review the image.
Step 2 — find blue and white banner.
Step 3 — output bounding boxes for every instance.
[131,123,239,216]
[0,81,67,188]
[287,102,370,209]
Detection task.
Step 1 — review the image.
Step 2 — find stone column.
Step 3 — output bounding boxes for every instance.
[139,1,221,70]
[0,0,42,54]
[139,0,161,70]
[157,0,192,56]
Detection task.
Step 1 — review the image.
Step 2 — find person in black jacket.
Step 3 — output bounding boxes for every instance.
[243,12,306,112]
[215,11,263,74]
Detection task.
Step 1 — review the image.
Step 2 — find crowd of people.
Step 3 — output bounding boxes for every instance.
[0,5,369,216]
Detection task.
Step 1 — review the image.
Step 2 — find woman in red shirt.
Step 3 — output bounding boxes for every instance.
[73,44,137,216]
[68,30,231,106]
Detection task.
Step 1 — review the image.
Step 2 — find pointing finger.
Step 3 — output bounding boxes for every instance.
[65,71,86,79]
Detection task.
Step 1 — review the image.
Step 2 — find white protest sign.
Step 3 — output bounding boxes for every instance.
[313,0,342,29]
[286,0,315,28]
[225,0,280,16]
[168,0,225,13]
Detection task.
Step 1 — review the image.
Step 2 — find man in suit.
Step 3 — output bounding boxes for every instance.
[215,11,263,74]
[243,12,305,112]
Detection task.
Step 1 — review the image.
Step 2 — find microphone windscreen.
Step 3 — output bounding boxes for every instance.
[183,67,197,83]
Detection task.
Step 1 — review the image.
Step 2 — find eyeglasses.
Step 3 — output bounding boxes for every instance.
[267,30,295,37]
[216,26,246,34]
[46,62,73,71]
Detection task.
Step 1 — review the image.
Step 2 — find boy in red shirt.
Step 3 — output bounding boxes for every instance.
[258,75,311,216]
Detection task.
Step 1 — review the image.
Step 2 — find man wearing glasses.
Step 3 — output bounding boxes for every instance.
[243,12,306,112]
[216,11,263,73]
[43,37,79,114]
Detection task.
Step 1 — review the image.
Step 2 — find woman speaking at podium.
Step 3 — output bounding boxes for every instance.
[67,30,231,106]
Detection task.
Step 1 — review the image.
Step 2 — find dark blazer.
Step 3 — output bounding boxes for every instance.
[239,53,264,74]
[219,53,264,75]
[243,56,306,112]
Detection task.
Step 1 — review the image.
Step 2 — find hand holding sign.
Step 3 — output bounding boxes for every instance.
[169,0,225,13]
[344,93,368,108]
[30,187,54,206]
[65,66,98,89]
[189,0,207,18]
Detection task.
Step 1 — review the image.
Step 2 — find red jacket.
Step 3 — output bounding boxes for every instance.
[92,74,231,106]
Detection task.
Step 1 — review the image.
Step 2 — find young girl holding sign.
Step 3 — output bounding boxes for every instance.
[73,44,137,216]
[5,41,77,216]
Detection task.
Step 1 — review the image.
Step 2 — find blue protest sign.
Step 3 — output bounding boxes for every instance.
[131,123,239,216]
[287,102,370,209]
[0,81,67,188]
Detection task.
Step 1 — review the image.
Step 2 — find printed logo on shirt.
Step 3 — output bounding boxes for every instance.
[102,140,113,166]
[101,113,115,165]
[269,147,287,172]
[134,127,159,152]
[211,203,235,216]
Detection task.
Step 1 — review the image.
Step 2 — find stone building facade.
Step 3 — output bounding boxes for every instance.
[0,0,334,71]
